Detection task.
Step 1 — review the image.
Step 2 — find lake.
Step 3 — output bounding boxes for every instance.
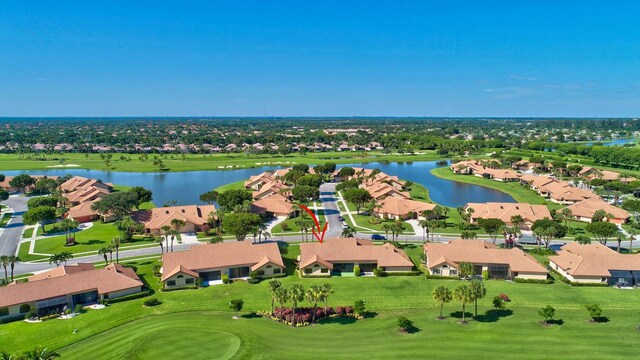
[2,161,514,208]
[588,138,636,146]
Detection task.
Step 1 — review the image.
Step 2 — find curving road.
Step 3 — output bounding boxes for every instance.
[0,195,29,256]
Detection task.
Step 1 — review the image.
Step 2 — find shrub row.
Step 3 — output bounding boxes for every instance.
[260,306,357,327]
[570,282,609,287]
[425,274,460,280]
[109,289,153,303]
[160,285,197,292]
[384,271,421,277]
[513,278,554,284]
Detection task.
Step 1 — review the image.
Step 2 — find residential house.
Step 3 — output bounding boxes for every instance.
[362,182,410,200]
[161,241,285,288]
[464,202,552,229]
[0,263,143,321]
[549,243,640,285]
[299,238,414,276]
[244,172,276,191]
[134,205,217,235]
[375,197,436,220]
[251,194,297,218]
[566,198,629,224]
[424,240,548,280]
[0,175,59,193]
[252,180,290,200]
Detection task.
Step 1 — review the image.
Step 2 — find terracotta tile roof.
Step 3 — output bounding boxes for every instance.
[244,172,276,189]
[566,198,629,221]
[517,174,537,183]
[465,202,551,225]
[362,182,410,200]
[67,201,100,220]
[544,182,596,202]
[299,237,414,269]
[549,243,640,277]
[424,240,548,274]
[0,264,143,308]
[376,197,436,217]
[161,242,285,281]
[133,205,217,231]
[0,175,59,190]
[252,180,289,199]
[60,176,111,193]
[28,263,96,282]
[251,194,295,216]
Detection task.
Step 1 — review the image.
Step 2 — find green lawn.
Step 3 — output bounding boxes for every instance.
[347,213,413,234]
[32,221,156,255]
[407,182,431,203]
[0,212,12,227]
[430,167,549,204]
[214,180,245,192]
[272,211,327,234]
[2,252,640,359]
[22,227,34,239]
[0,151,444,173]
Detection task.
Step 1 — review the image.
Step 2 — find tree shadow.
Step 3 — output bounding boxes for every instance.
[363,311,378,319]
[475,309,514,323]
[318,317,357,325]
[543,319,564,326]
[401,325,422,334]
[449,311,473,319]
[241,312,262,319]
[591,317,609,323]
[79,239,103,245]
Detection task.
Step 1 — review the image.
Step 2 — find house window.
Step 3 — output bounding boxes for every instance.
[432,268,441,275]
[273,268,282,274]
[266,265,272,269]
[313,264,320,268]
[450,269,458,275]
[321,268,329,274]
[257,270,265,276]
[304,268,312,274]
[176,275,184,279]
[185,278,194,285]
[0,308,8,317]
[167,280,176,286]
[19,304,31,313]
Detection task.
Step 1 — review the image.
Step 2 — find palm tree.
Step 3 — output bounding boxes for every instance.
[453,284,475,324]
[170,218,186,234]
[155,236,164,253]
[306,285,323,323]
[21,346,60,360]
[98,247,110,265]
[0,351,18,360]
[59,251,74,265]
[257,222,268,242]
[394,221,404,242]
[48,254,62,267]
[8,256,20,281]
[629,228,639,254]
[167,229,179,252]
[382,223,394,240]
[510,214,524,229]
[319,283,333,313]
[111,237,121,263]
[469,279,487,317]
[274,286,288,311]
[288,284,305,326]
[341,226,355,238]
[616,232,624,253]
[0,255,9,280]
[432,285,453,319]
[161,225,171,252]
[418,219,430,243]
[107,245,114,263]
[559,208,574,227]
[267,279,282,315]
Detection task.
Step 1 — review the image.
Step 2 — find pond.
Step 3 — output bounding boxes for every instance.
[587,138,636,146]
[3,160,514,208]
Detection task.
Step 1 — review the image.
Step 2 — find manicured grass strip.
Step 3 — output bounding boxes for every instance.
[22,227,34,239]
[17,242,47,262]
[214,180,244,192]
[0,212,12,227]
[430,167,548,204]
[0,151,444,172]
[408,182,431,203]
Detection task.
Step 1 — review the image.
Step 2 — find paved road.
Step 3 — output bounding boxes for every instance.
[0,195,29,256]
[319,183,343,238]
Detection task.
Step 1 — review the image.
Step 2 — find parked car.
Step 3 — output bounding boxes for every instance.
[341,223,349,229]
[371,234,386,240]
[339,215,345,221]
[518,234,538,245]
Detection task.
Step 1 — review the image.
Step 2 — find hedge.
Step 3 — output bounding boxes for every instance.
[109,289,152,303]
[570,282,609,287]
[426,274,460,280]
[160,285,197,292]
[513,278,554,284]
[384,271,421,277]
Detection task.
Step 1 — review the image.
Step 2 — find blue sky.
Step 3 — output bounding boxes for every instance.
[1,1,639,117]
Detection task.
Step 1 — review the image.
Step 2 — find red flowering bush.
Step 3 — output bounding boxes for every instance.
[499,293,511,302]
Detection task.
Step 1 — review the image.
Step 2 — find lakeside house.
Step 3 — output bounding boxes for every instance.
[134,204,217,234]
[423,240,548,280]
[579,167,634,183]
[374,197,436,220]
[464,202,552,229]
[250,193,297,218]
[161,241,285,288]
[0,175,59,193]
[244,172,277,191]
[566,198,629,224]
[0,263,143,321]
[549,243,640,285]
[59,176,114,223]
[298,238,414,276]
[361,181,410,200]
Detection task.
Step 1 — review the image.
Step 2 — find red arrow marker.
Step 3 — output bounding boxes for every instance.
[298,204,328,243]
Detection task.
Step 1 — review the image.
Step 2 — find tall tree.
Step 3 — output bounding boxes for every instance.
[343,188,372,214]
[8,174,35,193]
[458,261,475,280]
[224,213,261,241]
[23,206,57,233]
[432,285,453,319]
[8,256,20,281]
[531,219,568,249]
[477,218,505,244]
[453,284,475,324]
[469,279,487,317]
[586,221,619,245]
[267,279,282,315]
[288,284,305,326]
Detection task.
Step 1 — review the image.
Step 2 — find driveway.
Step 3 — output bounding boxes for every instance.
[319,183,343,239]
[0,195,29,256]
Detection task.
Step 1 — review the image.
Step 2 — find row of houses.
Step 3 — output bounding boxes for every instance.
[424,240,640,286]
[0,175,59,193]
[0,263,144,321]
[61,176,114,223]
[451,161,631,224]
